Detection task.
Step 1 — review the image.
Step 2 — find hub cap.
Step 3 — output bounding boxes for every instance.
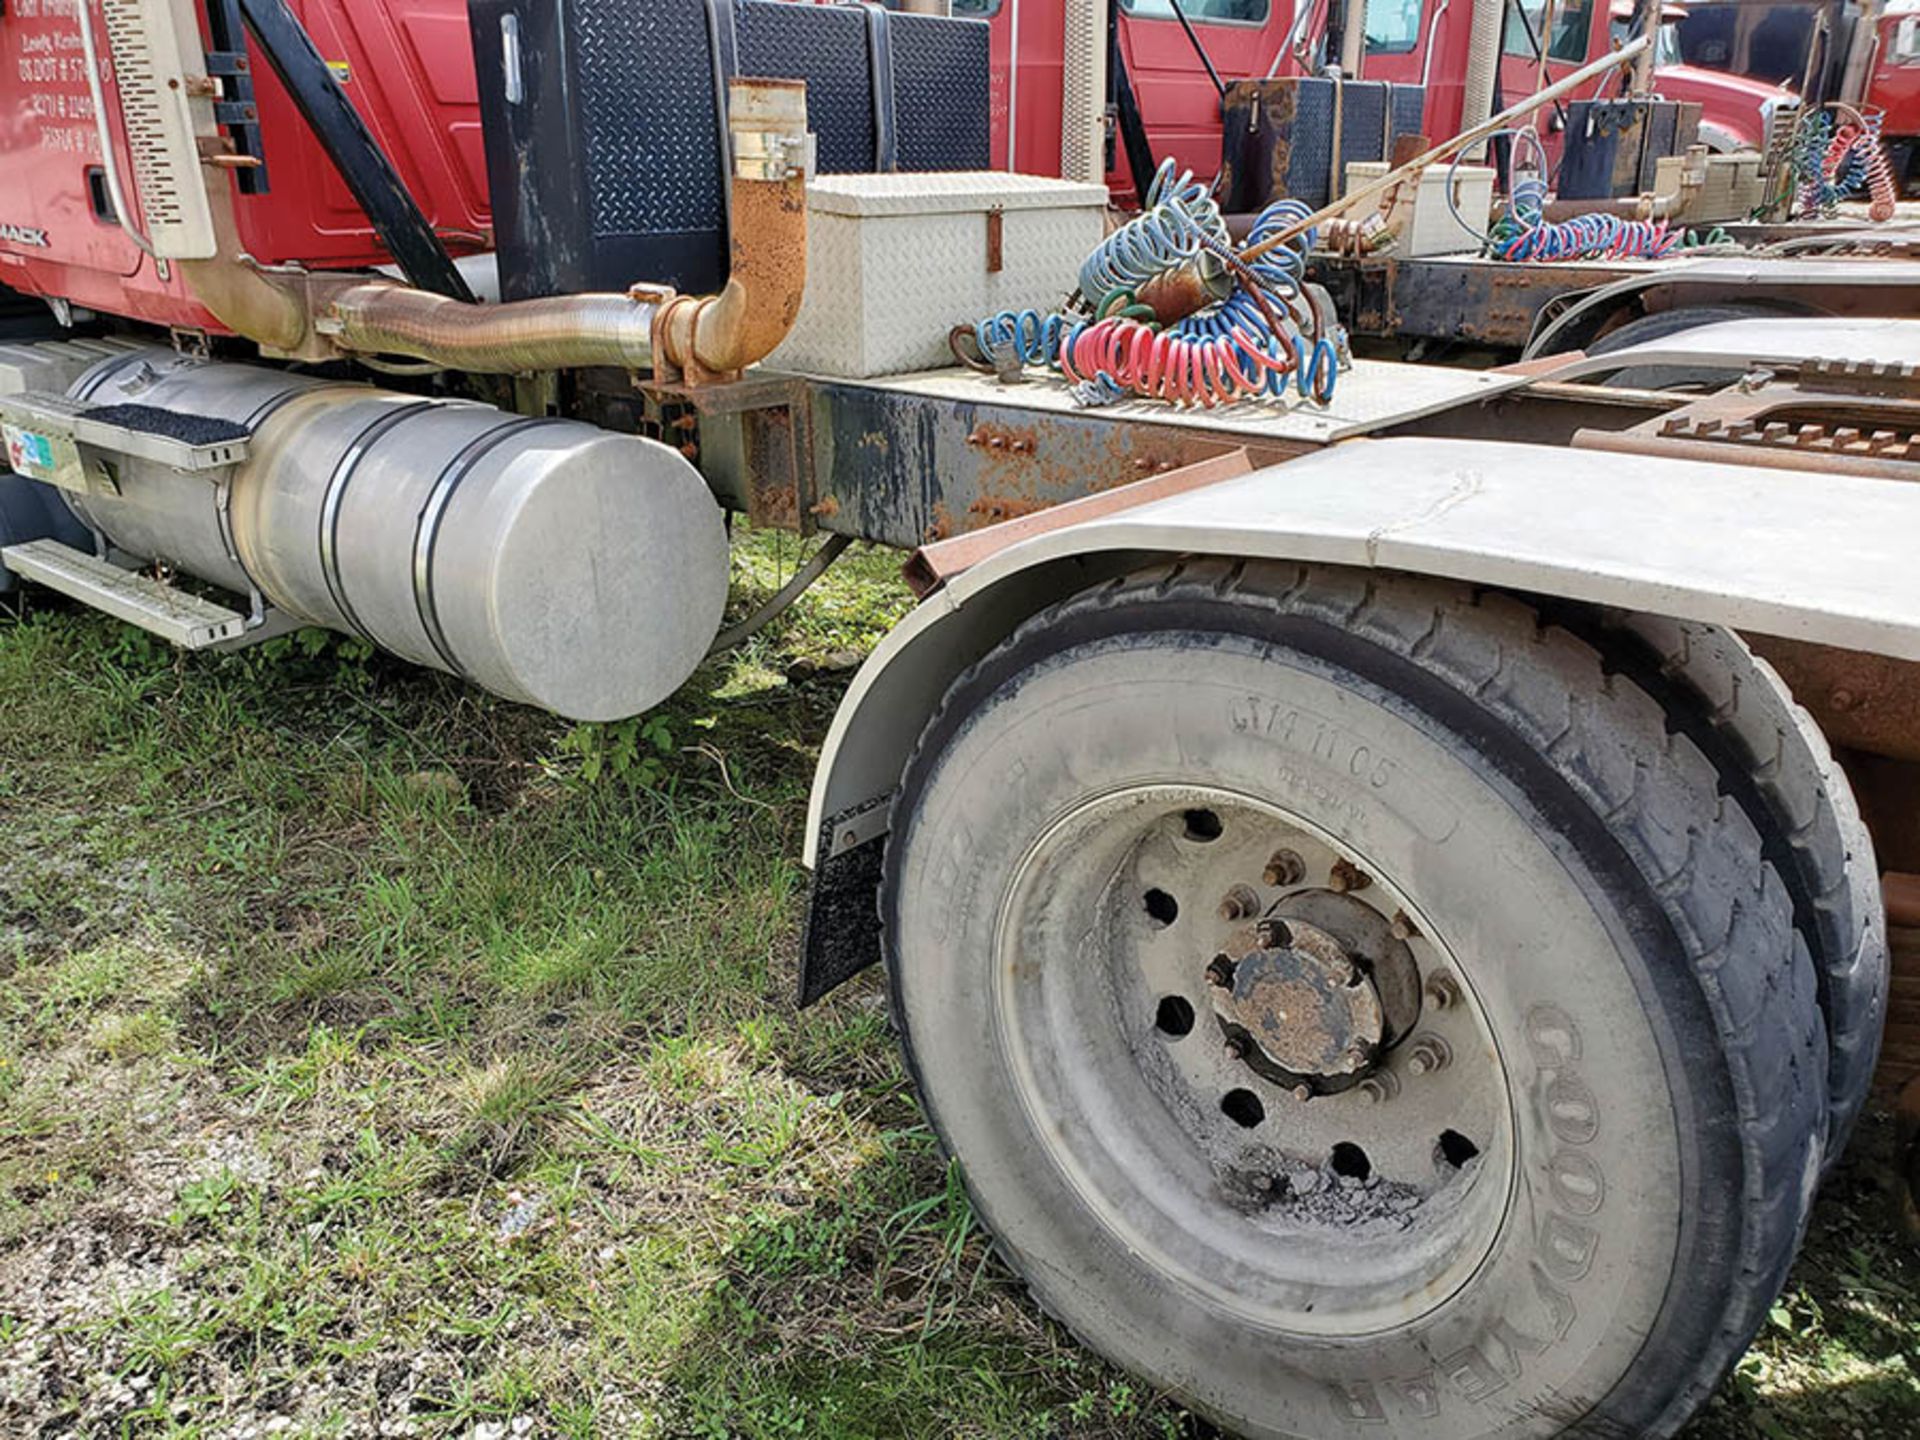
[1211,919,1384,1086]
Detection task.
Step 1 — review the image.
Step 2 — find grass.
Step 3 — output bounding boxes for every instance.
[0,524,1915,1438]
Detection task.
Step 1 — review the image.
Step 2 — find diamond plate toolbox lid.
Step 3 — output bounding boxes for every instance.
[768,172,1109,379]
[805,172,1111,218]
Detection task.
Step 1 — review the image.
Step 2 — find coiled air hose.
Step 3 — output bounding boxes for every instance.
[965,159,1344,410]
[1794,105,1898,222]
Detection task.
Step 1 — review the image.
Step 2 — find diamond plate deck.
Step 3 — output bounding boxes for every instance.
[835,359,1531,444]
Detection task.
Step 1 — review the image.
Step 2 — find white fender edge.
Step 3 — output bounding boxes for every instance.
[805,434,1920,870]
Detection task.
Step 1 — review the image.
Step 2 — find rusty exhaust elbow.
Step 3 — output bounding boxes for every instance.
[181,180,336,359]
[659,78,810,381]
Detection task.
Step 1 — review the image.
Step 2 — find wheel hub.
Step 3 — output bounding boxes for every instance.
[1212,918,1384,1087]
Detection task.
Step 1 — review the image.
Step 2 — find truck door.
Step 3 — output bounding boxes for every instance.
[1112,0,1297,196]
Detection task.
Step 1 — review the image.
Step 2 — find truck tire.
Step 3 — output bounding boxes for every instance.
[1585,613,1886,1169]
[882,560,1827,1440]
[1586,302,1802,390]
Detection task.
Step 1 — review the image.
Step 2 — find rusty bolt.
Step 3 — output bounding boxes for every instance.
[1406,1035,1452,1077]
[1359,1073,1400,1105]
[1328,858,1372,894]
[1218,884,1260,922]
[1830,688,1859,713]
[965,428,985,447]
[1345,1038,1372,1065]
[1291,1083,1313,1103]
[1255,918,1293,950]
[987,435,1007,450]
[1134,456,1154,472]
[1262,848,1306,887]
[1224,1037,1248,1061]
[1424,971,1461,1012]
[1205,954,1237,990]
[1389,909,1419,942]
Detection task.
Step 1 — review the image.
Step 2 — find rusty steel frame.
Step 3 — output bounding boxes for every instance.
[687,376,1310,553]
[1307,251,1920,358]
[1305,254,1630,351]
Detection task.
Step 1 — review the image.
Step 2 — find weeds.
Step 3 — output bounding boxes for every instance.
[0,528,1914,1437]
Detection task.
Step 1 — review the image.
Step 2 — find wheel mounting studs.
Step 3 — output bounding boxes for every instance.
[1254,917,1293,949]
[1290,1083,1313,1103]
[1328,858,1372,894]
[1359,1072,1401,1105]
[1390,909,1419,941]
[1224,1036,1249,1061]
[1205,953,1237,989]
[1406,1035,1452,1076]
[1424,971,1461,1012]
[1262,848,1306,887]
[1218,884,1260,922]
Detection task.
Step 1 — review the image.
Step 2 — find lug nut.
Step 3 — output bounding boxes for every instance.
[1262,848,1306,887]
[1255,918,1293,950]
[1329,858,1372,894]
[1218,884,1260,922]
[1390,909,1419,941]
[1224,1037,1248,1061]
[1291,1083,1313,1103]
[1424,971,1461,1011]
[1205,954,1237,989]
[1406,1035,1452,1076]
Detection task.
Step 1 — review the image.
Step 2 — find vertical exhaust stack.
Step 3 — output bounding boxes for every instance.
[1062,2,1109,185]
[1460,0,1505,160]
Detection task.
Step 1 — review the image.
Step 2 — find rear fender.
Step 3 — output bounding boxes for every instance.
[798,433,1920,1004]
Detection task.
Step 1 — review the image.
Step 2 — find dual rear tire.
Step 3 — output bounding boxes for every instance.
[882,561,1875,1439]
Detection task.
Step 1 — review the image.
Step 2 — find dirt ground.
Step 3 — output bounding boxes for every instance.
[2,530,1917,1438]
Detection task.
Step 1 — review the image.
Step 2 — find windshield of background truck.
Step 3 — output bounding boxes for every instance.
[1674,2,1816,84]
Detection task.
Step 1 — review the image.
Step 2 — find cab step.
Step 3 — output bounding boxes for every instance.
[0,538,248,648]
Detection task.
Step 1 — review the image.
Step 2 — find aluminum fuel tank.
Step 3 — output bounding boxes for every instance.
[65,348,727,720]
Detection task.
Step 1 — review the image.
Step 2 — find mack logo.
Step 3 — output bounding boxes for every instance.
[0,221,51,248]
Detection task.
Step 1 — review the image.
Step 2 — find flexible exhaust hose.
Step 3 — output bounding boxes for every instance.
[326,287,661,373]
[186,80,808,378]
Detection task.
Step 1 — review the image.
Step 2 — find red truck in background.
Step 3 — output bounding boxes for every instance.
[1671,0,1920,186]
[1030,0,1798,196]
[0,0,1869,349]
[1622,0,1798,151]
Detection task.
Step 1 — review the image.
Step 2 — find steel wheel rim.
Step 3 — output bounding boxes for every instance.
[991,782,1518,1337]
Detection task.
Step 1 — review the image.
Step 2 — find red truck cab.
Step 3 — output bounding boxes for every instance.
[1868,0,1920,166]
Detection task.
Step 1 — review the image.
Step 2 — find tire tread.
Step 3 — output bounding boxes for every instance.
[886,560,1829,1440]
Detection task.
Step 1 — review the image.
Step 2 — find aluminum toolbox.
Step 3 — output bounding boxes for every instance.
[766,173,1109,381]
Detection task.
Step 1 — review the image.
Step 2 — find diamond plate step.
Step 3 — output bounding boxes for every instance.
[0,539,247,648]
